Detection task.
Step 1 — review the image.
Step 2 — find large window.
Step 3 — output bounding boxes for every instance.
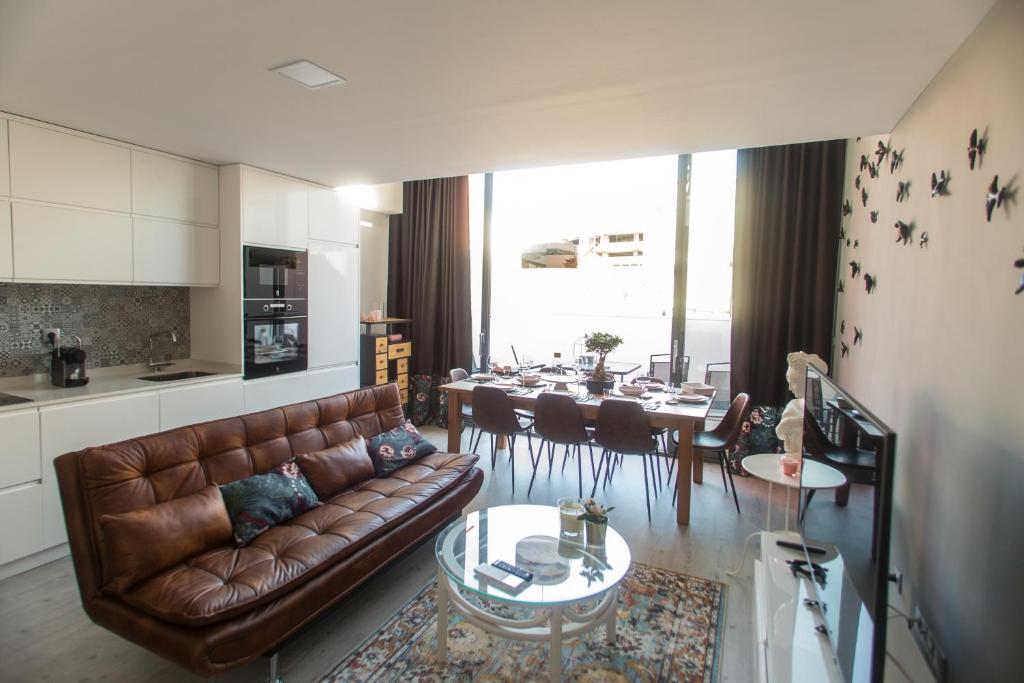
[470,150,736,381]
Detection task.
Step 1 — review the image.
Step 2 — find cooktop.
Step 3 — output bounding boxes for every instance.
[0,393,34,407]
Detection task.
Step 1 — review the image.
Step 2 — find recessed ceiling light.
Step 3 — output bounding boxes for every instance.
[271,60,345,89]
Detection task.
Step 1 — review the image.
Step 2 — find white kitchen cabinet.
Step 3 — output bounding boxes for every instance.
[40,392,160,548]
[8,121,131,212]
[309,187,359,245]
[242,167,308,249]
[0,200,11,279]
[159,378,244,431]
[131,150,219,226]
[243,373,314,413]
[12,202,132,282]
[0,484,44,566]
[308,241,359,369]
[0,408,41,490]
[302,365,359,402]
[0,118,9,196]
[133,216,219,286]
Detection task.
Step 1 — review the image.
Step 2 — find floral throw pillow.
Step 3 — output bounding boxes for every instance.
[366,421,438,476]
[219,460,320,546]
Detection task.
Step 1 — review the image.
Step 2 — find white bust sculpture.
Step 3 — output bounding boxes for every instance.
[785,351,828,398]
[776,398,805,459]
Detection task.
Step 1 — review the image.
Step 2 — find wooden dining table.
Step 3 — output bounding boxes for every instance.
[439,379,715,526]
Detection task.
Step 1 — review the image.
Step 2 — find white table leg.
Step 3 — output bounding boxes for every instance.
[550,604,563,683]
[767,481,774,531]
[436,567,448,663]
[784,486,791,532]
[605,588,618,644]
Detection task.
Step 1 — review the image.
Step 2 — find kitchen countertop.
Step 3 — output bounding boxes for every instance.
[0,360,242,413]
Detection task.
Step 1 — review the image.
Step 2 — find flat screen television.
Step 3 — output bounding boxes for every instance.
[800,365,896,683]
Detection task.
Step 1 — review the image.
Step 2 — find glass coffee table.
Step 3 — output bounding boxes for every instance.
[434,504,631,682]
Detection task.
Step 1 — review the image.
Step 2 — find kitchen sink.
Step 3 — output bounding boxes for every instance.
[137,371,217,382]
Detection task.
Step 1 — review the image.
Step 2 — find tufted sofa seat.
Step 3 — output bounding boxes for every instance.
[55,382,483,677]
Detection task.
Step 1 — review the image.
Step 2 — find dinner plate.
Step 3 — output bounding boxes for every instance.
[671,393,708,403]
[512,377,544,387]
[471,373,495,381]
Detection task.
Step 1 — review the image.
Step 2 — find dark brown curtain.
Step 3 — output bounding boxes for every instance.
[387,176,473,377]
[731,140,846,406]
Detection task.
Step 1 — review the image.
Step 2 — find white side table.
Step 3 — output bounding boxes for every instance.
[727,454,846,576]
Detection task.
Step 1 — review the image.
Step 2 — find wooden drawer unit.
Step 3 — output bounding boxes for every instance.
[374,370,389,385]
[375,354,388,371]
[396,374,408,389]
[388,341,412,360]
[400,388,409,404]
[396,357,409,374]
[375,337,388,353]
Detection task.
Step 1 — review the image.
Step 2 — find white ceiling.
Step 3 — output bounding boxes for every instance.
[0,0,995,187]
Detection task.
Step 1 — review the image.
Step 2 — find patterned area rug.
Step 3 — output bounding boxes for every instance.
[319,563,725,682]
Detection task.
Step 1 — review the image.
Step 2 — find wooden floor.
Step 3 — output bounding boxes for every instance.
[0,426,784,683]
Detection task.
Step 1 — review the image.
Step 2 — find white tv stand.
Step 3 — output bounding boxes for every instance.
[753,531,843,683]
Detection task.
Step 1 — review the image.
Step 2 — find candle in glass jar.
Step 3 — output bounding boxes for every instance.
[558,498,584,535]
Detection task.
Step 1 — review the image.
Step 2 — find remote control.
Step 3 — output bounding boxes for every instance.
[776,539,826,555]
[492,560,533,582]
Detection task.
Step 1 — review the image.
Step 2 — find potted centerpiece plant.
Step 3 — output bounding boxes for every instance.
[584,332,623,395]
[577,498,615,547]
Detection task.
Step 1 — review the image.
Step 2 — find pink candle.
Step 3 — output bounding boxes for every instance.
[780,455,800,477]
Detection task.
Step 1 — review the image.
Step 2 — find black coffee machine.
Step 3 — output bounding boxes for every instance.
[51,335,89,388]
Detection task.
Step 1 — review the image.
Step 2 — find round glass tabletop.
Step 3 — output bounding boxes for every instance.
[435,505,631,605]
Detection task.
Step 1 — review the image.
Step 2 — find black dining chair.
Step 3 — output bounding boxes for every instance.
[530,392,595,498]
[470,385,535,493]
[449,368,475,447]
[593,399,661,522]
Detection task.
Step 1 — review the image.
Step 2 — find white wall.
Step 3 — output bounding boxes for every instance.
[834,2,1022,680]
[359,209,389,318]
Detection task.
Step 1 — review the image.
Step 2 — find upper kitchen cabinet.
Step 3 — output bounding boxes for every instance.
[12,202,132,282]
[8,121,130,212]
[309,187,359,245]
[242,166,308,250]
[0,200,11,279]
[0,118,9,196]
[133,216,219,286]
[131,150,219,226]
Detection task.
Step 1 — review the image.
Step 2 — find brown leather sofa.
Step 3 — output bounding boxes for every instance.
[54,383,483,677]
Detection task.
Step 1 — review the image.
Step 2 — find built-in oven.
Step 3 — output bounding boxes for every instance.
[243,299,308,379]
[243,246,307,301]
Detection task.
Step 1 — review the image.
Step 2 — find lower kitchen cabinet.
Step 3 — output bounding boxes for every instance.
[303,365,359,402]
[158,378,244,431]
[0,484,44,565]
[39,392,160,549]
[243,372,313,413]
[0,408,41,490]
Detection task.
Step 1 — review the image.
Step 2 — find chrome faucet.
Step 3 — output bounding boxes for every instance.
[148,328,178,371]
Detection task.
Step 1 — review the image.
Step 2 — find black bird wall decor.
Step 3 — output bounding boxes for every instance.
[890,149,904,174]
[860,154,870,172]
[843,199,852,217]
[839,225,847,240]
[1015,251,1024,295]
[855,175,862,190]
[875,140,891,166]
[854,239,860,248]
[854,327,863,345]
[894,221,914,245]
[897,181,910,203]
[920,232,929,248]
[864,273,877,293]
[870,210,879,224]
[838,280,845,294]
[968,128,987,170]
[846,239,851,247]
[868,161,881,179]
[841,341,850,358]
[861,187,869,207]
[986,176,1007,222]
[849,260,861,278]
[840,320,846,334]
[931,171,950,197]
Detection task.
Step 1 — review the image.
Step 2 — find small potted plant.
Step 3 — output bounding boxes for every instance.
[584,332,623,394]
[577,498,615,547]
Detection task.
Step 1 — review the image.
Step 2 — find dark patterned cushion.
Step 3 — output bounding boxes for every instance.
[366,421,438,476]
[219,460,320,546]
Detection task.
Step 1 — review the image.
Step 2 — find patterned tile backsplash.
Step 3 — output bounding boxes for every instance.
[0,283,190,378]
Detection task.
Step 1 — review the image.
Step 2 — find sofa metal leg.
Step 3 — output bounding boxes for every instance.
[267,652,283,683]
